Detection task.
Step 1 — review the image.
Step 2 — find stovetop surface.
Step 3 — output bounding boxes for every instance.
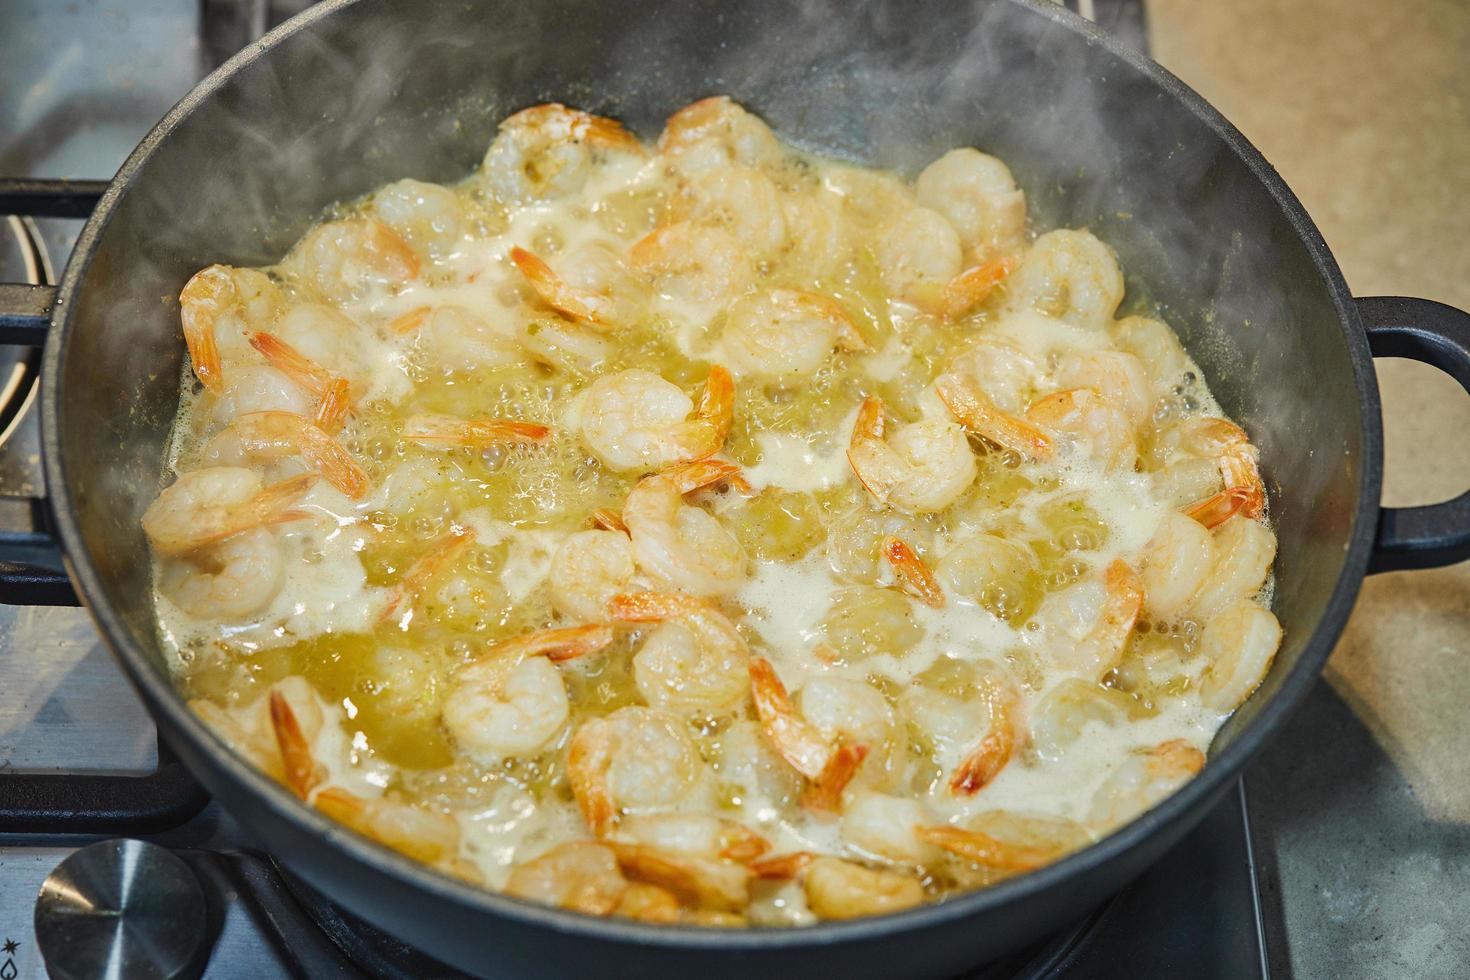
[2,0,1463,978]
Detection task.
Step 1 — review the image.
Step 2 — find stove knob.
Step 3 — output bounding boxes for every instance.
[33,839,210,980]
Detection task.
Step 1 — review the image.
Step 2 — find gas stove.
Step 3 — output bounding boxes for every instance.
[0,1,1281,977]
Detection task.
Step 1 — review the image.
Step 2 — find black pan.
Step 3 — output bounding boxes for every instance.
[4,0,1470,976]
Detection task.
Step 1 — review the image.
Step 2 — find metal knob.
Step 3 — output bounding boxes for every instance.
[33,839,210,980]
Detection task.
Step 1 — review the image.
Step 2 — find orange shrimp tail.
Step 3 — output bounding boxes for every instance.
[378,528,476,625]
[509,246,609,328]
[567,722,618,838]
[935,373,1054,461]
[248,472,320,529]
[748,657,830,781]
[248,331,335,397]
[916,825,1060,872]
[950,675,1019,796]
[718,823,773,864]
[882,536,945,608]
[590,508,629,534]
[846,396,894,502]
[364,220,421,282]
[1182,487,1251,529]
[313,376,352,434]
[749,851,816,880]
[268,690,323,800]
[690,365,735,458]
[662,457,743,496]
[801,741,870,813]
[486,623,616,663]
[607,590,704,623]
[388,305,433,335]
[935,255,1018,320]
[403,414,552,448]
[180,265,229,394]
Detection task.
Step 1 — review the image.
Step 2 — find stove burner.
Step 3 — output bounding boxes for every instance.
[0,216,47,459]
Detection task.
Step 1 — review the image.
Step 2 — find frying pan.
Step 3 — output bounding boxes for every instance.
[3,0,1470,976]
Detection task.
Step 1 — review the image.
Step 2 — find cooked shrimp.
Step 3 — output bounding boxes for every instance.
[614,882,683,923]
[403,303,526,372]
[721,288,866,381]
[271,303,370,389]
[1054,350,1153,427]
[622,459,748,596]
[1087,739,1205,826]
[838,791,936,864]
[616,813,770,864]
[677,164,787,256]
[371,178,467,258]
[629,222,754,305]
[157,528,284,620]
[288,218,419,302]
[919,811,1091,871]
[516,312,613,371]
[882,536,945,608]
[314,787,465,870]
[949,669,1020,795]
[510,243,646,329]
[1191,516,1276,621]
[589,508,629,533]
[846,396,977,513]
[378,528,476,626]
[504,841,628,915]
[401,413,551,450]
[915,148,1027,257]
[268,685,326,799]
[609,842,751,912]
[610,591,750,716]
[567,706,703,837]
[1025,388,1137,471]
[575,366,733,472]
[657,96,783,178]
[442,652,571,759]
[1111,315,1190,390]
[874,207,963,304]
[141,467,316,556]
[180,265,284,392]
[483,103,644,204]
[780,187,850,279]
[1137,511,1216,619]
[799,856,924,920]
[748,659,874,810]
[1003,229,1123,331]
[1043,559,1145,680]
[935,256,1018,320]
[1029,678,1137,762]
[549,529,636,622]
[1183,451,1265,529]
[231,410,371,499]
[485,623,616,663]
[933,373,1053,460]
[1197,600,1282,711]
[211,363,316,422]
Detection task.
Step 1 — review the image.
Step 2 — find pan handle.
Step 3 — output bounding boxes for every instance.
[1360,295,1470,573]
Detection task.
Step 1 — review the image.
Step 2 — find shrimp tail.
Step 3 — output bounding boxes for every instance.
[687,365,734,459]
[935,255,1018,320]
[510,246,613,329]
[801,741,870,813]
[882,536,945,608]
[934,372,1053,460]
[313,376,352,434]
[749,851,816,880]
[388,305,433,335]
[589,508,629,534]
[378,528,476,625]
[660,457,744,496]
[917,825,1061,871]
[248,330,337,397]
[484,623,617,663]
[268,689,324,800]
[180,265,230,394]
[568,719,619,837]
[748,657,830,780]
[403,413,552,449]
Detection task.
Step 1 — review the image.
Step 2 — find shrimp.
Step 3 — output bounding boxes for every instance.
[948,669,1020,796]
[180,265,284,392]
[1112,315,1190,391]
[785,856,924,921]
[442,652,571,759]
[211,364,316,423]
[838,791,936,864]
[1025,388,1137,471]
[371,178,468,258]
[780,188,850,280]
[1029,678,1137,762]
[401,304,526,373]
[629,222,754,305]
[622,459,748,596]
[919,811,1091,871]
[1190,515,1276,622]
[748,658,871,811]
[1053,349,1153,427]
[516,312,613,371]
[271,303,370,389]
[288,218,420,303]
[614,882,683,923]
[1197,600,1282,711]
[882,536,945,608]
[846,396,977,514]
[933,373,1053,460]
[1043,559,1145,680]
[874,207,963,305]
[510,243,647,329]
[378,528,476,626]
[505,841,628,916]
[1087,739,1205,826]
[608,842,751,913]
[1177,427,1265,529]
[610,591,751,716]
[721,288,866,381]
[401,413,551,450]
[935,256,1018,321]
[575,366,733,472]
[482,623,616,663]
[549,529,636,622]
[616,814,771,865]
[483,103,644,204]
[677,164,787,257]
[156,528,284,620]
[657,96,783,178]
[230,410,371,499]
[566,706,703,837]
[1137,511,1216,620]
[1003,229,1123,331]
[915,148,1027,258]
[268,685,326,800]
[141,467,316,556]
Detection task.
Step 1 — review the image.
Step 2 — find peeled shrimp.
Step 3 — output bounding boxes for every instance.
[230,410,371,499]
[575,366,733,472]
[1004,229,1123,331]
[721,288,866,381]
[629,222,754,305]
[483,103,644,204]
[839,791,936,864]
[505,841,628,916]
[610,591,750,716]
[141,467,315,556]
[780,187,850,280]
[549,529,636,622]
[157,528,284,620]
[657,96,783,178]
[1028,678,1137,762]
[1137,511,1216,620]
[1043,559,1145,680]
[288,218,419,303]
[949,669,1020,795]
[1026,388,1137,471]
[1197,600,1282,711]
[616,813,770,865]
[608,842,751,913]
[934,256,1018,321]
[371,178,468,258]
[882,536,945,608]
[915,148,1027,257]
[919,811,1091,871]
[510,243,647,329]
[678,164,787,256]
[847,396,977,514]
[1191,516,1276,622]
[404,304,525,372]
[567,706,703,837]
[211,363,315,423]
[1112,315,1190,391]
[482,623,617,663]
[378,528,476,626]
[248,331,352,431]
[797,856,924,920]
[271,303,370,390]
[622,459,748,596]
[180,264,284,392]
[749,659,877,810]
[1053,350,1153,427]
[1087,739,1205,826]
[933,373,1053,460]
[875,207,963,304]
[442,653,571,759]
